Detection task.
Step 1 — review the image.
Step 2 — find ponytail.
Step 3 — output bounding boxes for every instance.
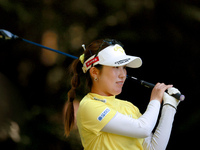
[64,39,109,137]
[64,59,82,136]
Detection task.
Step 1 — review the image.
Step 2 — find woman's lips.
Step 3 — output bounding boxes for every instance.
[116,81,124,87]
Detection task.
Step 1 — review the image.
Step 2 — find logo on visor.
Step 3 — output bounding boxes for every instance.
[86,56,99,67]
[114,45,125,53]
[115,58,130,65]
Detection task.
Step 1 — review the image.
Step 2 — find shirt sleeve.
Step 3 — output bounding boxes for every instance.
[79,100,117,136]
[101,100,161,138]
[143,105,176,150]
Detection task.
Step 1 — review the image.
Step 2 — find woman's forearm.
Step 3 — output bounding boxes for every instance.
[143,105,176,150]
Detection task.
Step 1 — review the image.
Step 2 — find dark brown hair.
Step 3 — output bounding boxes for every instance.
[64,39,107,136]
[64,39,124,136]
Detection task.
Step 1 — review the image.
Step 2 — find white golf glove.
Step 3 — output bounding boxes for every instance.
[163,87,181,109]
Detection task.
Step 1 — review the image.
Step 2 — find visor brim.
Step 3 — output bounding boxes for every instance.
[99,55,142,68]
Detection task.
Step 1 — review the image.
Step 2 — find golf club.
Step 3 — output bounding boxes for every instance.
[0,29,78,59]
[127,75,185,101]
[0,29,185,101]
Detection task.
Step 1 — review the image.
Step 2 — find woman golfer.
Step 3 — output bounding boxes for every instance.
[64,39,181,150]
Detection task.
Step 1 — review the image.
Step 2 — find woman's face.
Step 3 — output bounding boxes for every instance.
[91,65,127,96]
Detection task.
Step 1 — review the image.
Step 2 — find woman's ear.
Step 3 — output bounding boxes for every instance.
[89,67,100,79]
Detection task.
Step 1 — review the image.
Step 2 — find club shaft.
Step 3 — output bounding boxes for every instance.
[22,38,78,59]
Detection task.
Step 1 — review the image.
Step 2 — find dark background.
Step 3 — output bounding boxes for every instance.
[0,0,200,149]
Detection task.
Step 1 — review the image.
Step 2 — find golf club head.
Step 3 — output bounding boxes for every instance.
[0,29,19,40]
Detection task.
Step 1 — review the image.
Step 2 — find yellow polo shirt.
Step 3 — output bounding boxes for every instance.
[76,93,144,150]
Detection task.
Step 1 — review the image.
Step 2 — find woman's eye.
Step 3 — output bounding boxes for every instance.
[113,66,126,69]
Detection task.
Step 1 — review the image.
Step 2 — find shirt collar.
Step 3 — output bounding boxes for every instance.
[88,93,115,103]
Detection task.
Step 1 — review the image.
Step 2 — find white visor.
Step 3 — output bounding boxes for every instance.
[82,44,142,73]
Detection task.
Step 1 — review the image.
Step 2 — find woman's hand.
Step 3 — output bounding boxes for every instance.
[150,83,173,103]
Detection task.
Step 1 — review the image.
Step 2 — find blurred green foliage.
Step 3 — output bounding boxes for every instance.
[1,0,200,149]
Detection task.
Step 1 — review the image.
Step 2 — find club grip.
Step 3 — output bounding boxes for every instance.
[140,80,185,101]
[141,80,155,89]
[171,93,185,101]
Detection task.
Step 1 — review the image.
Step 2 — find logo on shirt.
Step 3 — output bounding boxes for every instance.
[93,97,106,103]
[97,108,110,122]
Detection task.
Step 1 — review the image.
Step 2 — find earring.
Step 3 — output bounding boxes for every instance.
[94,77,98,81]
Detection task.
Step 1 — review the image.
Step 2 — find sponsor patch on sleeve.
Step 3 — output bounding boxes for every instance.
[97,108,110,122]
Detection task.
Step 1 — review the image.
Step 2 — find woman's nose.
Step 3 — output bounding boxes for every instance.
[119,67,126,79]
